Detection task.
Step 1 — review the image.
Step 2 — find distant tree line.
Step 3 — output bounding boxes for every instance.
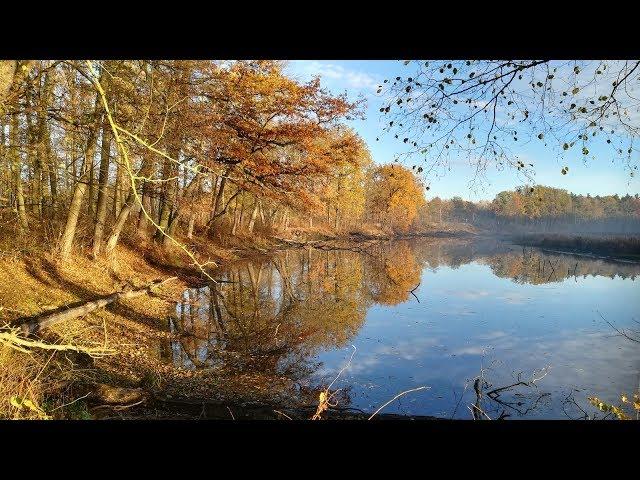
[417,186,640,234]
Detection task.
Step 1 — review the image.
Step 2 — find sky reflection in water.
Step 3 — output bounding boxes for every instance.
[168,239,640,419]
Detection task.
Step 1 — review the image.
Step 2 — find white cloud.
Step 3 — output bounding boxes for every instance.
[299,61,380,94]
[441,289,491,300]
[478,331,509,340]
[451,346,490,356]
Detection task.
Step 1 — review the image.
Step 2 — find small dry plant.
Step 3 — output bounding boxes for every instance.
[310,345,429,420]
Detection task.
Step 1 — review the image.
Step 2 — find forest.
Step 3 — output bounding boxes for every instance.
[420,186,640,233]
[0,60,431,264]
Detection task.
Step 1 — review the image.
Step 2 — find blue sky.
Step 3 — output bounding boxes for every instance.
[285,60,639,201]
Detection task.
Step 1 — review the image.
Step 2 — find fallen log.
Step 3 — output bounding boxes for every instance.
[19,276,178,336]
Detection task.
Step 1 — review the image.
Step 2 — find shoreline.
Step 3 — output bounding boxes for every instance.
[2,228,637,419]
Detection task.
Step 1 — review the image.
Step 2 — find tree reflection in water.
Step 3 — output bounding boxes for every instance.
[161,238,640,415]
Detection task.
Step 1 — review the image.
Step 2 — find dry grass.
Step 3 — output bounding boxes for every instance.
[0,347,48,419]
[0,242,189,419]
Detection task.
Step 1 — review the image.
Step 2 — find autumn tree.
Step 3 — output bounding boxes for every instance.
[365,164,426,232]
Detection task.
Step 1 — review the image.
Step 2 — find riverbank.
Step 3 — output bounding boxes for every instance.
[509,233,640,263]
[0,225,479,420]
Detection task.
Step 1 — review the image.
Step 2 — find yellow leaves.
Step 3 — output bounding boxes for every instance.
[9,395,51,419]
[367,164,426,232]
[588,396,632,420]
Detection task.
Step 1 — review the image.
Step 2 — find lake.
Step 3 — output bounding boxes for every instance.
[162,237,640,419]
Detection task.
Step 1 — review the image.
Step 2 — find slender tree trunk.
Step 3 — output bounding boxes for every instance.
[187,214,196,239]
[207,174,228,234]
[10,115,28,230]
[105,155,153,254]
[237,192,246,232]
[247,198,260,232]
[24,87,43,218]
[59,109,100,259]
[104,190,140,255]
[163,212,179,247]
[36,70,55,214]
[155,147,179,242]
[136,153,156,234]
[213,176,227,215]
[87,147,95,215]
[186,176,202,240]
[138,183,152,233]
[114,160,122,218]
[92,119,112,258]
[231,196,239,235]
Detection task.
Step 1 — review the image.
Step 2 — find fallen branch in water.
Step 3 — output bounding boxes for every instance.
[17,276,178,336]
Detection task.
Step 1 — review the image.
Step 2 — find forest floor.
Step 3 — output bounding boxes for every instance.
[0,224,477,420]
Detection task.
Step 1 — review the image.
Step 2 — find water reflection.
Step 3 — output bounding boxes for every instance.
[163,238,640,419]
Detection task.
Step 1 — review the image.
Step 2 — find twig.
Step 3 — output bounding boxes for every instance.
[49,393,91,412]
[274,409,292,420]
[368,386,429,420]
[312,345,357,420]
[470,403,492,420]
[598,311,640,343]
[409,282,421,303]
[113,399,145,411]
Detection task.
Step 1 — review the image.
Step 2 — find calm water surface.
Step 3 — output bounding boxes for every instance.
[164,238,640,419]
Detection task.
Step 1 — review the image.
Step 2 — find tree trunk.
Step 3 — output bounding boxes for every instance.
[24,86,43,218]
[92,119,112,258]
[214,177,226,216]
[87,146,95,216]
[19,277,177,336]
[59,113,100,259]
[104,190,139,256]
[231,196,239,235]
[36,69,55,213]
[137,184,153,233]
[9,115,28,230]
[155,147,179,242]
[247,198,260,232]
[187,214,196,239]
[105,154,153,254]
[163,212,179,247]
[114,160,123,218]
